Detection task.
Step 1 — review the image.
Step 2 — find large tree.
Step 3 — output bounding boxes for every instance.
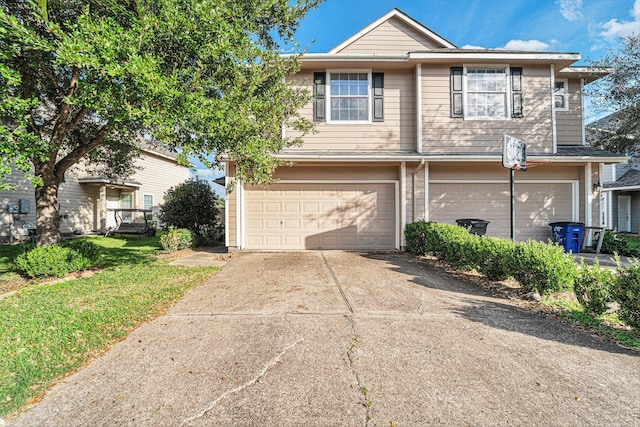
[0,0,317,245]
[587,34,640,154]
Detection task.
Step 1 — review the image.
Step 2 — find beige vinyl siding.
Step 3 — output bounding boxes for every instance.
[226,164,238,248]
[0,168,38,240]
[556,78,584,146]
[58,164,101,233]
[131,152,190,214]
[337,18,442,54]
[421,65,554,154]
[286,70,415,151]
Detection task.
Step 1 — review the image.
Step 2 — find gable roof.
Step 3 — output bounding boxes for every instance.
[603,168,640,190]
[328,8,456,54]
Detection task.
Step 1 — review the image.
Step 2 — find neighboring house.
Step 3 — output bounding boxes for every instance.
[223,9,626,251]
[0,147,190,242]
[588,113,639,233]
[602,165,640,233]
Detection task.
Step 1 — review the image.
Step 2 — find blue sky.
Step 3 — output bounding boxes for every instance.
[193,0,640,186]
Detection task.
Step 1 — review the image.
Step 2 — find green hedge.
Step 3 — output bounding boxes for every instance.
[160,227,193,253]
[405,221,575,294]
[14,243,97,278]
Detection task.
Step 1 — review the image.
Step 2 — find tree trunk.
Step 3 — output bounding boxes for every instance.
[34,172,61,246]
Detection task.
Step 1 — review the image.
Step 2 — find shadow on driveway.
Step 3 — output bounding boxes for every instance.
[362,252,639,357]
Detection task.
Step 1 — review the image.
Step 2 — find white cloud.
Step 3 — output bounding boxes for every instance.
[190,168,215,180]
[461,44,486,50]
[558,0,583,22]
[501,39,551,51]
[598,0,640,39]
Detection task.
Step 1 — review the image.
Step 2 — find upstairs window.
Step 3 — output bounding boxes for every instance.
[466,68,508,120]
[313,71,384,123]
[330,72,369,121]
[450,66,523,120]
[554,79,569,111]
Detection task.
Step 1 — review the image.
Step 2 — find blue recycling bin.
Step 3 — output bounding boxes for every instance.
[549,222,584,253]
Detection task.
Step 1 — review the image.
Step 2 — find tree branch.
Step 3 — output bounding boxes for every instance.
[50,66,81,146]
[54,125,110,182]
[40,62,65,96]
[67,105,89,132]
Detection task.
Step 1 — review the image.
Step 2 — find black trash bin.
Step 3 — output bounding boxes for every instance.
[456,218,490,236]
[549,222,584,253]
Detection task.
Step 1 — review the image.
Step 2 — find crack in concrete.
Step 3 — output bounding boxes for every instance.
[181,316,303,426]
[416,292,424,315]
[345,315,372,426]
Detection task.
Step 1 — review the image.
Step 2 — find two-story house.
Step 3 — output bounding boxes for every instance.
[223,9,626,251]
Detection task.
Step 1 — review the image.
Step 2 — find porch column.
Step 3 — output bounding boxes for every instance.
[98,185,107,232]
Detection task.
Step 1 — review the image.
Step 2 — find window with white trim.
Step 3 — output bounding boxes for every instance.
[451,66,523,120]
[143,194,153,211]
[329,72,369,122]
[466,68,508,119]
[554,79,569,111]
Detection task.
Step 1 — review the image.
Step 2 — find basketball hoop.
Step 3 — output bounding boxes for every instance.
[520,160,551,169]
[503,135,527,171]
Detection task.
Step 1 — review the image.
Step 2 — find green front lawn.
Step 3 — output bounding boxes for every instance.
[0,236,218,419]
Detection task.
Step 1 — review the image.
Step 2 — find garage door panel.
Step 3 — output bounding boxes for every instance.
[430,183,573,240]
[246,183,396,250]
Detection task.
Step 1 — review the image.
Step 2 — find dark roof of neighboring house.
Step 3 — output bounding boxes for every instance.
[556,145,624,158]
[604,169,640,189]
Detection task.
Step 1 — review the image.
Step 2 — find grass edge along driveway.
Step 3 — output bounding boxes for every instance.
[0,236,219,419]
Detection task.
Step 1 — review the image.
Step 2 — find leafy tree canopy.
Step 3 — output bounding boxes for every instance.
[0,0,319,244]
[587,34,640,155]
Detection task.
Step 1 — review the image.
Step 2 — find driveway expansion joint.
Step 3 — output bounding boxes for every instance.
[321,252,354,313]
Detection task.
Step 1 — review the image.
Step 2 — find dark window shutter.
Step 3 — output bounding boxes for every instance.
[372,72,384,122]
[450,67,463,117]
[313,72,326,122]
[511,67,523,118]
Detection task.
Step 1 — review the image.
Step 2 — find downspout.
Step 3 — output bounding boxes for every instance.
[416,63,423,154]
[580,78,586,145]
[401,162,407,248]
[413,160,426,222]
[550,64,558,153]
[424,162,429,221]
[585,162,593,246]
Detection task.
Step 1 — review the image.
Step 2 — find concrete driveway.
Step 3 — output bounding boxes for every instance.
[10,252,640,426]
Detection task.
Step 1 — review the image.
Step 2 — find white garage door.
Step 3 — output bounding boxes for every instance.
[245,183,396,250]
[430,182,575,240]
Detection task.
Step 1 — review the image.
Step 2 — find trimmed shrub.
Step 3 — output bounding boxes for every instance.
[476,237,517,281]
[60,239,100,262]
[160,227,193,253]
[574,261,614,316]
[511,240,576,294]
[14,244,94,278]
[405,221,578,294]
[614,261,640,329]
[405,221,431,256]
